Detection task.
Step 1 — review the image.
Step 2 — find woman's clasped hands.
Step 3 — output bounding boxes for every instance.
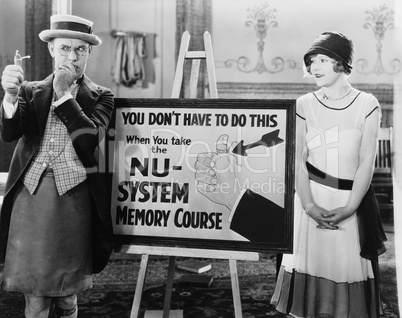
[308,204,338,230]
[310,205,355,230]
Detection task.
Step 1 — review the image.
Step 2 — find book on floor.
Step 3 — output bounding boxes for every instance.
[177,274,214,287]
[144,310,183,318]
[177,260,212,273]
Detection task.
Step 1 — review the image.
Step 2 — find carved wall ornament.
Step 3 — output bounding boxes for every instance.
[223,2,297,74]
[355,5,401,76]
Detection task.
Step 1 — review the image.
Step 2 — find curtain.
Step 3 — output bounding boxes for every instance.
[175,0,212,98]
[112,34,146,87]
[0,0,53,172]
[25,0,53,81]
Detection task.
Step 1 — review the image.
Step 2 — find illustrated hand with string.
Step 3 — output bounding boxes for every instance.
[195,134,242,211]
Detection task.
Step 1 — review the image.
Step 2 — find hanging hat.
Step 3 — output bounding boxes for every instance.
[303,31,353,69]
[39,14,101,46]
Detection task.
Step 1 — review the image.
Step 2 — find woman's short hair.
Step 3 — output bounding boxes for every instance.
[305,54,352,75]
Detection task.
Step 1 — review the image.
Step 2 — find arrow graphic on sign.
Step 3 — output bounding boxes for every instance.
[232,129,284,156]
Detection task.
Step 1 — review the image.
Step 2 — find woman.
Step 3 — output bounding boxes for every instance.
[271,32,387,317]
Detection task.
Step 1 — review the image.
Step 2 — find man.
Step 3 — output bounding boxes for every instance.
[0,14,114,318]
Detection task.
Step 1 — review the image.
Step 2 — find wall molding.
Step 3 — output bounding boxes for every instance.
[217,82,394,106]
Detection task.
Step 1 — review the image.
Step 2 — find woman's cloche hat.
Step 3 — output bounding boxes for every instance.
[303,31,353,69]
[39,14,101,46]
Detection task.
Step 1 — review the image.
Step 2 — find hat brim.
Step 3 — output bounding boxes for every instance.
[304,46,352,69]
[39,29,102,46]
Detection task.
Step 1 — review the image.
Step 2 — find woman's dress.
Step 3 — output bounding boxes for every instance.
[271,91,384,317]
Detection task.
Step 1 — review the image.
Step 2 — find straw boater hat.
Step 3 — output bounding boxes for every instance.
[39,14,102,46]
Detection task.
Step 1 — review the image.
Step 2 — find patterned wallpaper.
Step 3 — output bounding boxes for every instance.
[212,0,399,85]
[355,5,400,76]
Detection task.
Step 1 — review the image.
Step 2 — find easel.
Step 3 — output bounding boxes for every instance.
[171,31,218,99]
[119,31,259,318]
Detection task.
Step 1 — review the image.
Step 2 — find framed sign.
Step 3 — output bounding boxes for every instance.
[110,98,295,254]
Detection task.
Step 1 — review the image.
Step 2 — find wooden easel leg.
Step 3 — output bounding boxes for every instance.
[229,259,243,318]
[203,31,218,98]
[130,254,149,318]
[171,31,191,98]
[276,254,283,279]
[162,256,176,318]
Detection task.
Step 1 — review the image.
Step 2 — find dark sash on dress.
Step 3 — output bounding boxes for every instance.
[306,161,353,190]
[306,161,387,316]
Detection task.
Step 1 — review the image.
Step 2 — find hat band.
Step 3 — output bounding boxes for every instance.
[306,46,352,68]
[51,21,92,34]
